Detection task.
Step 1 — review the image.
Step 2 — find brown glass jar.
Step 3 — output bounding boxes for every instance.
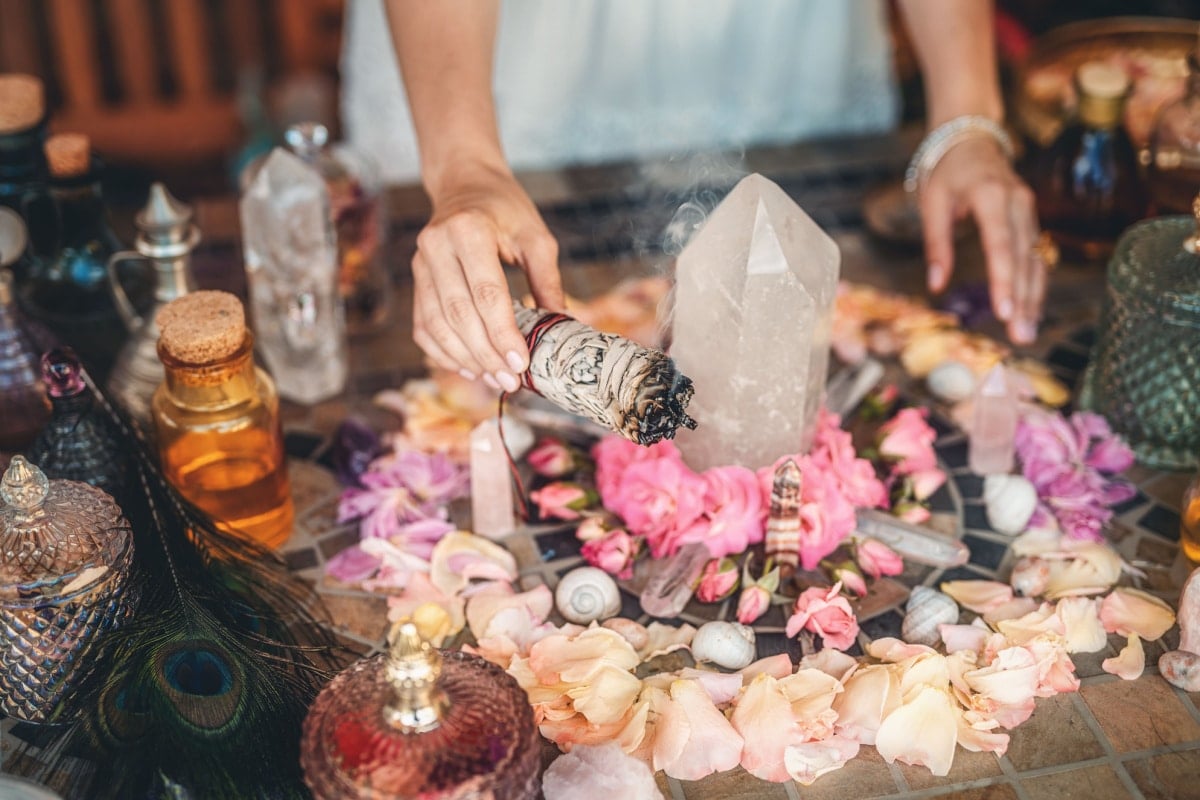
[151,291,293,548]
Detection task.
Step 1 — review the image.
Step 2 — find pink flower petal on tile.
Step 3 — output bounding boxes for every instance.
[1102,634,1145,681]
[1099,587,1176,640]
[940,580,1014,614]
[875,685,959,776]
[740,653,796,681]
[798,649,859,681]
[324,544,381,583]
[731,674,801,782]
[832,664,899,746]
[784,736,860,785]
[654,680,744,781]
[1055,597,1108,654]
[939,624,989,654]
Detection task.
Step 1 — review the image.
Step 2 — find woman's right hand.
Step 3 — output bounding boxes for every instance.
[411,160,564,392]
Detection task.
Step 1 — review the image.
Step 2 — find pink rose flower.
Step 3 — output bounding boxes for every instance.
[695,558,739,603]
[786,583,860,651]
[737,584,771,624]
[878,407,938,474]
[581,529,638,580]
[831,563,868,597]
[855,539,904,578]
[592,436,681,502]
[527,437,575,478]
[530,482,598,521]
[605,457,707,558]
[676,465,764,559]
[810,409,888,508]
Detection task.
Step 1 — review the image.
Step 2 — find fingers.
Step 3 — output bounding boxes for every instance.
[969,183,1018,327]
[411,250,485,381]
[919,183,955,293]
[518,229,565,312]
[1006,185,1041,345]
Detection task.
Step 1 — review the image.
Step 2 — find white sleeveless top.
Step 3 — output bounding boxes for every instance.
[341,0,899,184]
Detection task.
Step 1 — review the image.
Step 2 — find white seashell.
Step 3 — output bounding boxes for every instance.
[927,361,977,403]
[902,586,959,647]
[691,621,756,670]
[602,618,650,652]
[555,567,621,624]
[984,474,1039,535]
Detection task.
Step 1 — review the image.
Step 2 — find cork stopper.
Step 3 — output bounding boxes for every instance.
[1077,61,1130,99]
[0,74,45,134]
[45,133,91,178]
[156,290,247,364]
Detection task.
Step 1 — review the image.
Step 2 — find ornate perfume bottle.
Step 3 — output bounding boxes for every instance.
[300,623,541,800]
[0,269,49,451]
[106,182,199,429]
[151,291,294,548]
[1079,194,1200,469]
[1145,50,1200,216]
[27,348,126,501]
[0,456,135,723]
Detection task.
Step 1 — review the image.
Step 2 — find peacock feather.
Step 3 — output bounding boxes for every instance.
[8,372,343,799]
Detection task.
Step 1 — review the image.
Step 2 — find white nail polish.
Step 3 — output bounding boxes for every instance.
[496,371,521,393]
[459,369,477,381]
[997,298,1014,321]
[505,350,526,373]
[482,373,500,390]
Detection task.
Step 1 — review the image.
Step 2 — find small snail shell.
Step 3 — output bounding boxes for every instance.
[555,567,621,624]
[602,618,649,652]
[1009,556,1050,597]
[902,586,959,647]
[984,474,1038,536]
[691,621,756,670]
[927,361,976,403]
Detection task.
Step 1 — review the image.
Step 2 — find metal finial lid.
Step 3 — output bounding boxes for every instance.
[382,622,449,734]
[1,456,49,511]
[133,182,200,257]
[1185,194,1200,255]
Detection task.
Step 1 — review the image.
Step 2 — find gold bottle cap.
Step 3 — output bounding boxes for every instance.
[0,74,44,134]
[156,290,247,364]
[382,622,449,734]
[1185,195,1200,255]
[45,133,91,179]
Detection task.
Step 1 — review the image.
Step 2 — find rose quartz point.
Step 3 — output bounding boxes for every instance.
[1160,566,1200,692]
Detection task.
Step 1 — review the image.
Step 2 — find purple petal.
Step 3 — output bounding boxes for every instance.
[337,488,381,524]
[331,418,384,488]
[1084,437,1134,475]
[325,545,382,583]
[1100,479,1138,506]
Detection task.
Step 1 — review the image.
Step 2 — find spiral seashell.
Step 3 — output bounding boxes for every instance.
[602,618,649,652]
[902,586,959,647]
[555,567,621,624]
[691,621,756,670]
[984,474,1039,535]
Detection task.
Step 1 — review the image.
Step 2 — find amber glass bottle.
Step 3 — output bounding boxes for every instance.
[151,291,293,548]
[1031,61,1147,261]
[1183,470,1200,565]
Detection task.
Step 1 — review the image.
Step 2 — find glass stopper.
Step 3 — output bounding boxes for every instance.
[284,122,330,159]
[40,348,85,398]
[0,456,49,511]
[382,622,449,734]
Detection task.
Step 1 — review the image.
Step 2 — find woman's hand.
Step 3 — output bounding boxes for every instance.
[918,136,1046,346]
[412,161,564,391]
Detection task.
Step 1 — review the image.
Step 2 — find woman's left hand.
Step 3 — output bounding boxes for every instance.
[918,135,1045,346]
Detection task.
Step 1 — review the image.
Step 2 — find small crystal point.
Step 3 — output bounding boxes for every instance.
[639,542,710,618]
[968,364,1018,475]
[469,420,515,540]
[671,174,839,470]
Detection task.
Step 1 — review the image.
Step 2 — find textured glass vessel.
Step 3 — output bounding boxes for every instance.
[1079,199,1200,469]
[0,269,49,451]
[0,456,134,722]
[301,624,540,800]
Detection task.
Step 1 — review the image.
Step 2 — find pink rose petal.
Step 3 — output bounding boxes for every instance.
[1102,634,1145,681]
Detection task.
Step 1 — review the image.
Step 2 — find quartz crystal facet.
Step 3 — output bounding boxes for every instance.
[0,456,134,722]
[671,174,839,470]
[301,625,540,800]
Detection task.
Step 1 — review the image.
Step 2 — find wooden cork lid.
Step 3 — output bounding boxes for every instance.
[0,74,44,134]
[45,133,91,178]
[156,291,247,364]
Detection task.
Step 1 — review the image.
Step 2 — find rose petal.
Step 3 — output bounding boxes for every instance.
[731,674,801,782]
[940,580,1014,614]
[832,664,899,746]
[740,653,796,681]
[1099,588,1176,640]
[939,624,989,654]
[875,685,959,776]
[324,545,381,584]
[798,649,859,682]
[1054,597,1108,654]
[1102,634,1145,681]
[654,680,744,781]
[784,736,860,785]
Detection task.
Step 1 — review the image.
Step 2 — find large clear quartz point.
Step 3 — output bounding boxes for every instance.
[240,148,348,404]
[671,174,839,470]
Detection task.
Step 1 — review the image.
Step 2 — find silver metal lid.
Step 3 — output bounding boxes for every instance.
[132,183,200,258]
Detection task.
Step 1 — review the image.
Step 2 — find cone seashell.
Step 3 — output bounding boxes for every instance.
[927,360,976,403]
[984,473,1038,535]
[691,621,755,670]
[602,617,650,652]
[902,586,959,647]
[555,567,621,624]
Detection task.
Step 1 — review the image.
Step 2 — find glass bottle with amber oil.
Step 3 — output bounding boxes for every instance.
[1031,61,1147,261]
[151,290,293,548]
[1183,469,1200,564]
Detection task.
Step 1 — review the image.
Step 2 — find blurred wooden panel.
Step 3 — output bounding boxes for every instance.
[164,0,211,97]
[277,0,343,71]
[47,0,101,109]
[0,0,40,76]
[55,99,240,161]
[106,0,156,102]
[223,0,265,74]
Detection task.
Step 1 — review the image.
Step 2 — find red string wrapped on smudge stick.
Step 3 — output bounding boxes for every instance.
[511,301,697,447]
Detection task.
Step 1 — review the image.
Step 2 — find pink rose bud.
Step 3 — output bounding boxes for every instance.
[576,516,609,542]
[908,468,947,502]
[530,481,597,521]
[832,563,868,597]
[893,501,931,525]
[695,558,739,603]
[581,529,637,580]
[856,538,904,578]
[527,437,576,477]
[736,584,771,624]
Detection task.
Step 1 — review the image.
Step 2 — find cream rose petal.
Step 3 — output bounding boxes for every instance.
[567,665,644,726]
[784,736,860,785]
[731,674,801,783]
[740,653,796,681]
[995,603,1065,645]
[955,713,1010,755]
[964,647,1041,707]
[655,680,744,781]
[1055,596,1108,654]
[678,668,744,706]
[866,637,937,663]
[429,531,517,596]
[875,685,959,776]
[982,597,1040,625]
[832,664,899,746]
[1099,588,1176,640]
[465,583,552,637]
[940,580,1014,614]
[1102,634,1146,681]
[640,622,698,660]
[799,649,859,681]
[940,624,989,654]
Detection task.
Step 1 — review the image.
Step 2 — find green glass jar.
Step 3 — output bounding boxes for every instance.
[1079,198,1200,470]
